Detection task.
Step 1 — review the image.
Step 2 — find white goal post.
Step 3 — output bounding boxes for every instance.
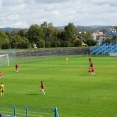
[0,54,9,66]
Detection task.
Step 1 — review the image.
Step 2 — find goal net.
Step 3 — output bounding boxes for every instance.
[0,54,9,66]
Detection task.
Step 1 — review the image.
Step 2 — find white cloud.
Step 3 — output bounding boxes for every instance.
[52,10,59,15]
[0,0,2,7]
[12,4,26,10]
[7,15,20,20]
[89,0,117,6]
[30,0,35,4]
[13,21,28,27]
[34,0,75,4]
[0,0,117,28]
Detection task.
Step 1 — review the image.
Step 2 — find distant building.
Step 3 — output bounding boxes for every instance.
[104,28,117,41]
[104,32,117,41]
[92,31,105,44]
[92,28,117,44]
[105,28,117,37]
[76,35,87,46]
[107,28,116,33]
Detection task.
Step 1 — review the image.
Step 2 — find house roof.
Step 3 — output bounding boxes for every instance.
[97,32,103,35]
[96,31,105,36]
[77,35,87,43]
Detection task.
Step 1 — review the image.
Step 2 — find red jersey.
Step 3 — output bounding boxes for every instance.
[90,63,93,67]
[0,72,2,77]
[15,64,19,68]
[41,83,44,89]
[91,66,95,72]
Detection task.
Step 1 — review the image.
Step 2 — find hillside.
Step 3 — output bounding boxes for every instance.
[0,25,115,31]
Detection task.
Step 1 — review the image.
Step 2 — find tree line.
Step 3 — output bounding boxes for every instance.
[0,22,98,49]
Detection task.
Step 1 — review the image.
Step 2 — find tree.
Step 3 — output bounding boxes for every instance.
[61,41,70,47]
[5,30,11,39]
[45,41,51,48]
[18,40,30,49]
[51,40,60,47]
[10,29,19,38]
[103,38,113,43]
[86,39,98,46]
[2,41,11,49]
[64,23,77,42]
[82,31,93,41]
[41,21,48,29]
[36,40,45,48]
[41,22,60,47]
[40,21,48,41]
[27,24,43,43]
[0,30,10,49]
[45,23,58,42]
[18,29,27,38]
[10,35,22,48]
[74,40,82,47]
[57,30,65,41]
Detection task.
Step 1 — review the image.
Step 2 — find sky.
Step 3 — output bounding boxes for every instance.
[0,0,117,28]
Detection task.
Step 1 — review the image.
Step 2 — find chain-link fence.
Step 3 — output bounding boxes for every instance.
[0,48,89,65]
[0,103,59,117]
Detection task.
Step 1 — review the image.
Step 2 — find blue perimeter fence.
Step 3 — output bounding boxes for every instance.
[0,48,89,65]
[0,103,59,117]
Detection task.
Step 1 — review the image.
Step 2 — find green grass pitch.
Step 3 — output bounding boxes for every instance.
[0,56,117,117]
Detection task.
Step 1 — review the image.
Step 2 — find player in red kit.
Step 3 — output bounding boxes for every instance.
[0,72,2,78]
[40,81,45,95]
[15,64,19,72]
[91,66,95,76]
[90,62,94,67]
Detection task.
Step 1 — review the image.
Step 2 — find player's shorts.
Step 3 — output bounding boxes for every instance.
[41,89,44,91]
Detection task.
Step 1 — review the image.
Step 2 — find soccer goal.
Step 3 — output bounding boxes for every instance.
[0,54,9,66]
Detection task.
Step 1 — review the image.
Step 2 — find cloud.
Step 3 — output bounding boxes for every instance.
[0,0,2,7]
[0,0,117,28]
[12,21,28,27]
[2,0,21,6]
[7,15,20,20]
[34,0,76,4]
[89,0,117,6]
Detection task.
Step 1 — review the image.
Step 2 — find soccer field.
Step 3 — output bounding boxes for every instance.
[0,56,117,117]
